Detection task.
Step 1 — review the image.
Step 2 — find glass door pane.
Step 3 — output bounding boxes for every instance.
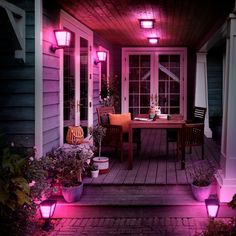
[128,55,151,117]
[158,54,180,114]
[63,31,75,127]
[79,37,88,133]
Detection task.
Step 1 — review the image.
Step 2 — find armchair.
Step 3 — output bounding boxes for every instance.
[96,106,140,161]
[96,106,125,161]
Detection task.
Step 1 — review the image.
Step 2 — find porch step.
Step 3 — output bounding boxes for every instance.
[55,184,217,206]
[49,184,236,219]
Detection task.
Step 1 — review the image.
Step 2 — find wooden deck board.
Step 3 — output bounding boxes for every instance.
[84,129,221,186]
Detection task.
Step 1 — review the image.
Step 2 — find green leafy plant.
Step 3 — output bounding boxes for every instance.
[43,146,92,187]
[0,142,50,235]
[201,219,236,236]
[228,194,236,210]
[99,74,120,110]
[189,164,215,186]
[88,163,98,171]
[89,125,107,157]
[199,194,236,236]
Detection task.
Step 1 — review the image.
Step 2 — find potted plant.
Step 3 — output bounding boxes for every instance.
[89,125,109,174]
[189,164,216,202]
[44,146,92,203]
[89,163,99,178]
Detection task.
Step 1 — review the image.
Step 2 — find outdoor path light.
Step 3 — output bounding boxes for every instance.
[205,196,220,219]
[40,199,57,231]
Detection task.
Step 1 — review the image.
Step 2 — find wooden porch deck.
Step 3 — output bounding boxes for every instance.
[83,129,221,185]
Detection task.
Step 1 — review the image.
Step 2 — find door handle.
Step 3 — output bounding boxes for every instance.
[76,100,83,112]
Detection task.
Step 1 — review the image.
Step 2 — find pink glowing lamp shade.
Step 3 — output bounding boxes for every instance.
[94,51,107,65]
[40,199,56,218]
[54,30,71,47]
[50,30,71,52]
[205,198,219,218]
[97,51,107,61]
[139,19,155,29]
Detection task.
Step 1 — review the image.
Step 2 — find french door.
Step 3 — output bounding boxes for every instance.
[60,11,93,143]
[122,48,187,118]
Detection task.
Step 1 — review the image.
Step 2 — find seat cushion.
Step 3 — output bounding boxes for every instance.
[109,112,131,133]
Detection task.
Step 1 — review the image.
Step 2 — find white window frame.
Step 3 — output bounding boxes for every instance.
[59,10,93,145]
[98,46,110,96]
[122,47,187,119]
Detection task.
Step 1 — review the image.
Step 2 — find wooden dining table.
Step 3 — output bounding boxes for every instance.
[128,114,186,170]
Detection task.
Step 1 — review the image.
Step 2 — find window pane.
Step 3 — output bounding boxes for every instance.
[129,55,139,67]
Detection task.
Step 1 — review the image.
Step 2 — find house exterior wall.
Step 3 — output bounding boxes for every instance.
[0,0,35,148]
[93,32,121,124]
[207,48,223,117]
[42,2,60,154]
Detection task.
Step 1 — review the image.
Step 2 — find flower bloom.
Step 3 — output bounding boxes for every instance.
[29,180,36,187]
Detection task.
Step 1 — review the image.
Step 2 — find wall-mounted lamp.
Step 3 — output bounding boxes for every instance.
[148,37,159,44]
[40,199,57,231]
[205,197,220,219]
[94,51,107,65]
[139,19,155,29]
[50,30,71,52]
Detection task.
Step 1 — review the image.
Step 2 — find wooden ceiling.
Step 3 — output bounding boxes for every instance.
[56,0,235,48]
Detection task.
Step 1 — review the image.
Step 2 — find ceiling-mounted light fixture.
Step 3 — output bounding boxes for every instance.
[139,19,155,29]
[94,51,107,65]
[148,37,159,44]
[50,29,71,52]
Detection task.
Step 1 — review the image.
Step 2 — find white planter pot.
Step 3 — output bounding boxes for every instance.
[93,156,109,174]
[191,183,212,202]
[61,183,83,203]
[91,169,99,178]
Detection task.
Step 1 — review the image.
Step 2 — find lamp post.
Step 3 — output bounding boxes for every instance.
[39,199,57,231]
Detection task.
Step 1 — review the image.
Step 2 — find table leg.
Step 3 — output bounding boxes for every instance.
[128,126,133,170]
[181,127,185,169]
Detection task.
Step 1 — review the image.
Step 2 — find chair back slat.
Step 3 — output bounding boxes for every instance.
[193,106,206,123]
[96,106,115,125]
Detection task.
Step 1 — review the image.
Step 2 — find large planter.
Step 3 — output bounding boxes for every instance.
[61,183,83,203]
[93,156,109,174]
[191,183,212,202]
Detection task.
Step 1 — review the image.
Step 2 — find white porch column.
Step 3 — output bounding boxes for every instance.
[216,13,236,202]
[195,52,212,138]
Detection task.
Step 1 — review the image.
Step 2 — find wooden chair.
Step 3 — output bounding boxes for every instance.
[184,122,205,159]
[96,106,125,161]
[166,107,206,159]
[96,106,141,161]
